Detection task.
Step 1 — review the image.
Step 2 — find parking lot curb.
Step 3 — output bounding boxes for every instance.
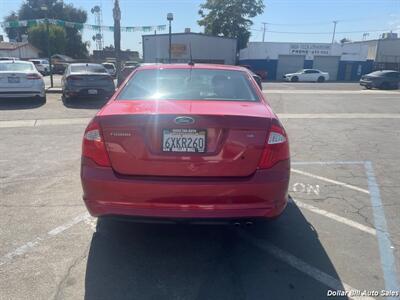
[45,88,62,94]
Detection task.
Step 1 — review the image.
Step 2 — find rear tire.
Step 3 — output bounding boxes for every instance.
[291,76,299,82]
[39,95,46,104]
[62,93,70,105]
[317,76,325,83]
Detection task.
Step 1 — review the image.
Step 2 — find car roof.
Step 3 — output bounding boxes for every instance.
[136,63,248,72]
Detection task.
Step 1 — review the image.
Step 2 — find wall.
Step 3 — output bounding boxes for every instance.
[0,45,39,59]
[376,39,400,63]
[142,33,237,65]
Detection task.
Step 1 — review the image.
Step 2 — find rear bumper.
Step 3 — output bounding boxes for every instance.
[0,90,45,98]
[81,158,290,220]
[64,86,115,98]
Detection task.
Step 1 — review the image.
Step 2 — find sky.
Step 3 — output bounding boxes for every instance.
[1,0,399,56]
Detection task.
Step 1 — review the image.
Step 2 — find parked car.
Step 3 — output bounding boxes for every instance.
[360,70,400,89]
[248,69,262,90]
[81,63,290,223]
[102,62,116,78]
[51,54,75,74]
[61,63,115,102]
[119,66,135,84]
[0,60,45,102]
[284,69,329,82]
[124,61,139,67]
[30,59,50,75]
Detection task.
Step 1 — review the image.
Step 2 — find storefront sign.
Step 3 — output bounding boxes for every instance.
[289,43,331,56]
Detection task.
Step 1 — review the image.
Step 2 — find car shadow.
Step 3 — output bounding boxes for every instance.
[62,97,109,109]
[0,97,45,110]
[85,197,348,300]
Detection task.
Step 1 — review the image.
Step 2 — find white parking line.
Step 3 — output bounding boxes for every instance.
[0,212,90,267]
[239,231,376,300]
[292,199,376,236]
[278,113,400,119]
[265,89,399,95]
[0,118,90,128]
[291,168,370,194]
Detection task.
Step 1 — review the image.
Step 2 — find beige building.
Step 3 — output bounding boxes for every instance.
[0,42,40,59]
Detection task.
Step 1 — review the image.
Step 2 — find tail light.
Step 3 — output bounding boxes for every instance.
[258,120,290,169]
[26,73,42,80]
[82,118,111,167]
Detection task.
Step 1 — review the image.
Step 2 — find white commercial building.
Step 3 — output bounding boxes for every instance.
[142,32,237,65]
[239,42,370,81]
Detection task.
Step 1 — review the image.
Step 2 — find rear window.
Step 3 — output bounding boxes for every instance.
[70,64,107,73]
[117,68,258,102]
[0,62,34,72]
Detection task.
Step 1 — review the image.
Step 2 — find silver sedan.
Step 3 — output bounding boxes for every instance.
[0,60,46,102]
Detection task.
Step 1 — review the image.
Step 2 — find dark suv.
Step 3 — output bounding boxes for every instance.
[360,70,400,89]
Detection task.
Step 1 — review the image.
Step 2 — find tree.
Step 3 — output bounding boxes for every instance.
[3,0,88,58]
[340,37,352,44]
[198,0,264,50]
[28,24,66,56]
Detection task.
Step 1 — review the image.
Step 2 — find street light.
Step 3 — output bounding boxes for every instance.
[41,5,53,88]
[167,13,173,63]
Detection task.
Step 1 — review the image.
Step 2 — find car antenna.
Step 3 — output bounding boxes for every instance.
[188,43,194,66]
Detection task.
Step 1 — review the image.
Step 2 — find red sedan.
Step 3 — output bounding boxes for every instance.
[81,64,290,223]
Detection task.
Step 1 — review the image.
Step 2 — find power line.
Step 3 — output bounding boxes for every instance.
[249,28,397,34]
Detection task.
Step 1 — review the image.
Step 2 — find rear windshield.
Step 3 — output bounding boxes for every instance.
[117,69,258,101]
[0,62,34,72]
[70,65,107,73]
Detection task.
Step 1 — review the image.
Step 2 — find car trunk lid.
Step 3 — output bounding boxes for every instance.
[99,100,272,177]
[0,71,36,88]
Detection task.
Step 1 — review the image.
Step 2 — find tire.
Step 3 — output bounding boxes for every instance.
[36,95,46,104]
[62,93,70,104]
[365,85,372,89]
[291,76,299,82]
[317,76,325,83]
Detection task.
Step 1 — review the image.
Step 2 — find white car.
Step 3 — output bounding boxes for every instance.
[30,59,50,75]
[102,62,116,77]
[283,69,329,82]
[0,60,46,102]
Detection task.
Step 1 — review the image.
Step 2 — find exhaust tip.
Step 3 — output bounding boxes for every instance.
[245,221,253,226]
[234,222,241,227]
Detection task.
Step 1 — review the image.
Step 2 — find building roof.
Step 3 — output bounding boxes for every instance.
[136,63,246,71]
[142,32,237,41]
[0,42,32,50]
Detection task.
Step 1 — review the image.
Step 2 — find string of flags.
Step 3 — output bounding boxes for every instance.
[0,18,166,32]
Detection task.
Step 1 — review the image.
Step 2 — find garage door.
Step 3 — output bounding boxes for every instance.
[313,56,340,81]
[276,55,305,80]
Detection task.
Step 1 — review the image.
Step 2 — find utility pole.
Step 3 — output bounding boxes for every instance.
[113,0,121,86]
[331,20,338,44]
[262,22,267,42]
[41,5,53,88]
[167,13,173,63]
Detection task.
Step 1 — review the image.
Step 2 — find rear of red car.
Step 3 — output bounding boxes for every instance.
[81,64,290,221]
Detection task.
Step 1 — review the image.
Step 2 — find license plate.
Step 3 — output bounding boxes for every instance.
[88,89,98,95]
[8,77,20,83]
[162,129,206,153]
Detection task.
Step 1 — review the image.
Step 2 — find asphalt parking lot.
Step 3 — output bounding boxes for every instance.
[0,83,399,300]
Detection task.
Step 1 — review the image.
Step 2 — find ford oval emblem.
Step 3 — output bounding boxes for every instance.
[174,116,195,125]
